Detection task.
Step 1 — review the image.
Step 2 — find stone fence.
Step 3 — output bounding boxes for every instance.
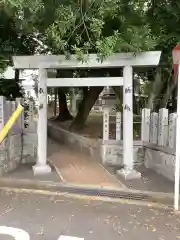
[141,108,177,181]
[0,96,37,175]
[101,107,178,181]
[101,107,143,167]
[141,108,176,149]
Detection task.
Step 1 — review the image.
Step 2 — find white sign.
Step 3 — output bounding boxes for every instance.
[0,226,84,240]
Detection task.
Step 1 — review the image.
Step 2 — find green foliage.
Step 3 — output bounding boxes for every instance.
[3,0,180,115]
[0,4,39,98]
[146,0,180,66]
[2,0,180,86]
[2,0,180,68]
[44,0,157,60]
[2,0,158,61]
[0,4,39,68]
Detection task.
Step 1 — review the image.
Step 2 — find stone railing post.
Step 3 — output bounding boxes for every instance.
[11,101,17,133]
[28,100,34,131]
[6,101,12,134]
[103,107,110,141]
[16,98,24,133]
[0,96,6,131]
[168,113,177,149]
[141,108,150,142]
[158,108,168,146]
[149,112,158,144]
[116,111,121,140]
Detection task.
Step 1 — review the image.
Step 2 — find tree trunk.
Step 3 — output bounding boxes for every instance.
[160,80,176,109]
[56,88,73,121]
[146,67,164,111]
[55,70,73,121]
[70,86,103,131]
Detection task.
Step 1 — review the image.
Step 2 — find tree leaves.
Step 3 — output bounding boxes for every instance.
[2,0,156,61]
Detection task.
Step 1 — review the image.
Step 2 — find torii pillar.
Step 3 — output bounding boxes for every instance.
[33,68,51,175]
[117,66,141,180]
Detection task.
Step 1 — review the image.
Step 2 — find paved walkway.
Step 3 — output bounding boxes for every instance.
[108,165,175,193]
[48,139,176,194]
[48,140,123,188]
[4,163,60,182]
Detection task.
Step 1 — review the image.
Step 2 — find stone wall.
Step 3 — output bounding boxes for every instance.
[0,134,22,174]
[0,96,37,175]
[22,133,37,164]
[144,143,175,181]
[0,132,37,175]
[102,140,144,167]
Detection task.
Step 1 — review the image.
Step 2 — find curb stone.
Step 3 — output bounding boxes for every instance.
[0,177,176,208]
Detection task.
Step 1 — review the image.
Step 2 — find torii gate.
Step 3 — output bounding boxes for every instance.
[12,51,161,179]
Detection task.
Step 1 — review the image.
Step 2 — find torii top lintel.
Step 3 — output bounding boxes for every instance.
[12,51,161,70]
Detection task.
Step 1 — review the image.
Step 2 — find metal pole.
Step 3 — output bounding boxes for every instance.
[174,64,180,210]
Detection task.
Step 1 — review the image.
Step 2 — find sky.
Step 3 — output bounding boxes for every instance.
[2,66,37,100]
[3,66,35,89]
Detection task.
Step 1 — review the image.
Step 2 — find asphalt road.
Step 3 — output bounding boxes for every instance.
[0,190,179,240]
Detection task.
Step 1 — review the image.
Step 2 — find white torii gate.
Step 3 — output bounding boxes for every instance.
[13,52,161,179]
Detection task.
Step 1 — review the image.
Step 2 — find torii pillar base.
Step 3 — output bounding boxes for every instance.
[116,168,141,180]
[33,164,51,175]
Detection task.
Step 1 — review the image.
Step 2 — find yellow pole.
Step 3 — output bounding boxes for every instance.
[0,104,24,144]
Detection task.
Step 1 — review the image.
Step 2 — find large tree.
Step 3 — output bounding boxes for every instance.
[144,0,180,111]
[5,0,179,128]
[23,0,156,129]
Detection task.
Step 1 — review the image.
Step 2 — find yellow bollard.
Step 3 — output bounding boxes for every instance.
[0,104,24,144]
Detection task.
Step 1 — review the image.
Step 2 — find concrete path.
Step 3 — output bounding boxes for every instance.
[0,190,179,239]
[48,140,123,189]
[108,165,175,193]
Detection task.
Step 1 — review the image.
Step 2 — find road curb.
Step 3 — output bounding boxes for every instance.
[0,177,176,207]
